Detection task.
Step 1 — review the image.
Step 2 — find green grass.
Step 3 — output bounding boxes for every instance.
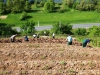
[0,11,100,26]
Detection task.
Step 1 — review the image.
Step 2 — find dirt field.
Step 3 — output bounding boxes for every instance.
[0,38,100,75]
[0,15,7,19]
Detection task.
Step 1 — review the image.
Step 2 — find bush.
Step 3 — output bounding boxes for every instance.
[38,30,50,36]
[51,22,72,34]
[44,1,54,12]
[88,26,100,37]
[0,23,18,36]
[72,28,87,36]
[20,11,27,20]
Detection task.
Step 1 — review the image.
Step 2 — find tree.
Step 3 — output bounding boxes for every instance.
[0,0,5,14]
[51,22,72,34]
[63,0,74,8]
[20,0,26,11]
[60,23,72,34]
[44,0,54,12]
[91,0,100,5]
[24,0,31,12]
[72,28,87,35]
[34,0,38,7]
[11,0,22,13]
[0,23,18,36]
[21,20,35,35]
[44,2,50,12]
[6,0,13,13]
[20,11,27,20]
[51,22,60,34]
[88,26,100,37]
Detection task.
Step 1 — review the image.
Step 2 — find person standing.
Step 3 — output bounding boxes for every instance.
[82,39,91,47]
[10,34,17,42]
[66,35,72,45]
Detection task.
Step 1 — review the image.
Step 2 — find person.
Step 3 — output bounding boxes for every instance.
[82,39,91,47]
[66,35,72,45]
[24,35,29,41]
[33,34,36,38]
[37,33,39,38]
[52,33,55,39]
[10,34,17,42]
[44,31,46,36]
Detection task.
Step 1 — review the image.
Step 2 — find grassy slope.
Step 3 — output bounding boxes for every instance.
[0,11,100,26]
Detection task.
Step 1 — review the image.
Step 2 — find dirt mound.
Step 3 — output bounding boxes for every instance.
[0,38,82,46]
[0,42,100,75]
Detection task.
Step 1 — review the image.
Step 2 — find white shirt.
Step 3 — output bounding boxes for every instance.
[53,33,55,36]
[66,36,72,42]
[33,34,36,37]
[10,35,16,39]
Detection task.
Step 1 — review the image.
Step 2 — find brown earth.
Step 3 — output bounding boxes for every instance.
[0,38,100,75]
[0,15,7,19]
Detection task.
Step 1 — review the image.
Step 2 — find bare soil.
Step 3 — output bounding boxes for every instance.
[0,15,7,19]
[0,38,100,75]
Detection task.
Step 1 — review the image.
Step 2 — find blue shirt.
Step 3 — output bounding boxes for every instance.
[83,39,90,44]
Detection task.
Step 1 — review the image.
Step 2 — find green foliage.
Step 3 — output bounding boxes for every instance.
[60,23,72,34]
[1,0,100,14]
[40,1,45,7]
[20,20,35,35]
[75,0,95,11]
[72,28,87,36]
[20,11,27,20]
[51,22,72,34]
[11,0,22,13]
[51,22,60,34]
[0,1,5,14]
[88,26,100,37]
[38,30,50,36]
[24,0,31,12]
[44,2,50,12]
[63,0,74,8]
[44,0,55,12]
[0,23,18,36]
[95,2,100,12]
[57,4,68,13]
[6,0,12,13]
[34,0,38,7]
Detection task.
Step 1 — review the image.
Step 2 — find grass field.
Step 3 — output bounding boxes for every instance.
[0,11,100,26]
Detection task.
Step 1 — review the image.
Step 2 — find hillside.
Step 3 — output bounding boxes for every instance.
[0,38,100,75]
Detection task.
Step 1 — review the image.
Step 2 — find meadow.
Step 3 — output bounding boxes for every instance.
[0,11,100,26]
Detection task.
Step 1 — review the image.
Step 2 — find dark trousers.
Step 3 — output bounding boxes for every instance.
[68,41,72,45]
[11,38,14,42]
[82,43,87,47]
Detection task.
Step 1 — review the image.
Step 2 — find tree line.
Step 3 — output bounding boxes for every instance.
[0,0,100,14]
[1,21,100,37]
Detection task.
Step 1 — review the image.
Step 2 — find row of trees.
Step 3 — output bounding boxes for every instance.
[1,21,100,37]
[0,20,35,36]
[51,22,100,37]
[0,23,18,36]
[0,0,100,14]
[0,0,31,14]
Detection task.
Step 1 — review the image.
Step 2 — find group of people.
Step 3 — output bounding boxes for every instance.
[10,33,55,42]
[66,35,92,47]
[10,34,91,47]
[10,34,29,42]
